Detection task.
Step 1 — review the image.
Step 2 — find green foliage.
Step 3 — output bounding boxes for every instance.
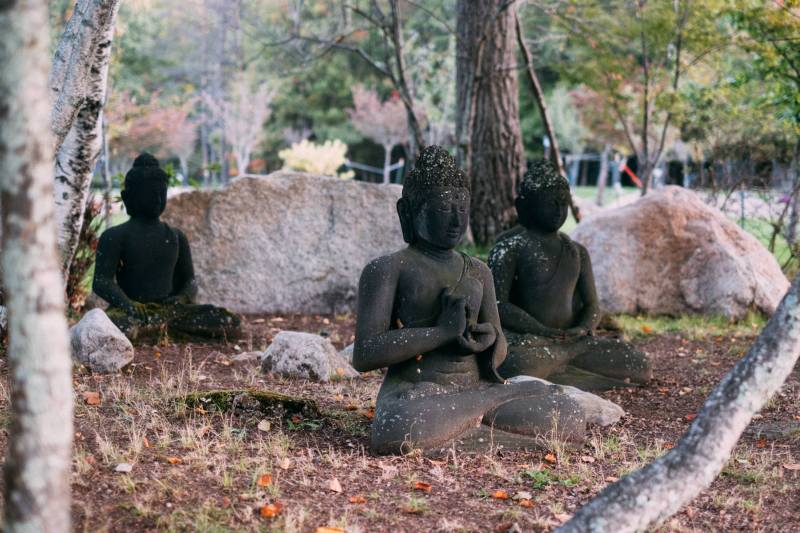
[614,312,766,340]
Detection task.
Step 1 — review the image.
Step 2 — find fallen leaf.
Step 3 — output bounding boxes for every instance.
[143,436,152,448]
[491,490,509,500]
[316,528,344,533]
[349,494,367,504]
[555,513,572,523]
[290,415,302,424]
[335,367,345,377]
[782,463,800,471]
[328,478,342,493]
[544,453,557,464]
[428,459,447,467]
[756,438,767,448]
[257,420,271,432]
[166,456,182,465]
[519,499,533,508]
[513,491,533,501]
[580,455,595,463]
[278,457,291,470]
[364,408,375,419]
[345,403,358,411]
[604,476,618,483]
[115,462,133,473]
[259,502,282,518]
[252,318,265,324]
[194,406,208,415]
[685,413,698,421]
[641,325,653,334]
[413,481,432,493]
[221,496,231,507]
[657,387,670,394]
[257,474,272,487]
[82,391,101,406]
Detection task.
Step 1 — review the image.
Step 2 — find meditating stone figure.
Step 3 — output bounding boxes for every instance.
[93,153,241,342]
[489,160,652,390]
[353,146,586,455]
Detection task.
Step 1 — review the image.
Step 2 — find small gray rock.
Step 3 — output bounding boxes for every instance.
[260,331,358,381]
[231,351,262,364]
[70,309,134,373]
[339,343,354,364]
[507,375,625,427]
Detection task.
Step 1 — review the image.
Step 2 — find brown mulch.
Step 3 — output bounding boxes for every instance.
[8,314,800,531]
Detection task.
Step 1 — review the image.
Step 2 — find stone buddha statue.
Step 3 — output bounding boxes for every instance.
[353,146,587,455]
[93,153,241,342]
[488,160,651,390]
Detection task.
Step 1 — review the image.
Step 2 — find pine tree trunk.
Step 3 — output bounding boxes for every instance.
[456,0,525,245]
[51,0,120,276]
[0,2,74,531]
[559,275,800,532]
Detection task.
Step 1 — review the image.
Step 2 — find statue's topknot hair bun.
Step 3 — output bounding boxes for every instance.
[132,152,160,168]
[402,145,470,203]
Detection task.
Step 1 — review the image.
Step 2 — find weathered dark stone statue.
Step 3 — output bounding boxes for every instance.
[353,146,587,455]
[93,153,241,342]
[488,160,651,390]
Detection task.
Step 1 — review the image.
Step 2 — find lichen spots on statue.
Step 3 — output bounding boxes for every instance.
[488,160,652,390]
[354,146,587,455]
[92,153,241,343]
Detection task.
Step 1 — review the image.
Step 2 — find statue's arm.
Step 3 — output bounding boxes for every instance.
[92,229,136,312]
[474,261,506,355]
[489,241,562,337]
[171,229,199,302]
[573,244,601,331]
[352,256,464,372]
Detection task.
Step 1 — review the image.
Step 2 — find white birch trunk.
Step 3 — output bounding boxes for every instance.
[0,1,74,531]
[559,275,800,533]
[51,0,120,275]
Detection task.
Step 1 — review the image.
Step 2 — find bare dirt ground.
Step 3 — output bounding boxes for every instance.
[3,313,798,532]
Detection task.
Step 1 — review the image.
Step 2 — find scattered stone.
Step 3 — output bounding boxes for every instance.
[114,463,133,473]
[340,343,354,364]
[507,375,625,426]
[70,309,134,373]
[162,172,404,314]
[571,186,789,318]
[231,351,262,365]
[260,331,358,382]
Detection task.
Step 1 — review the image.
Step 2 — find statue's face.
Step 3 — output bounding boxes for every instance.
[122,179,167,219]
[412,187,470,249]
[527,192,569,233]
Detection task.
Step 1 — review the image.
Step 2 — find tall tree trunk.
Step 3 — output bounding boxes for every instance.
[559,275,800,532]
[51,0,120,275]
[0,2,74,531]
[456,0,524,245]
[597,144,610,207]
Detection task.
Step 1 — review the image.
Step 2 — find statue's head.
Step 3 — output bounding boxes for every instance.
[397,145,470,249]
[515,159,570,233]
[121,153,169,220]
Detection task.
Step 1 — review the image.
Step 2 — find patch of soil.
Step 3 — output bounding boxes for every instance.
[10,314,799,531]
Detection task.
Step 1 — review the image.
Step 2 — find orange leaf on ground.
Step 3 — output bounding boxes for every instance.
[143,436,151,448]
[519,499,534,508]
[349,495,366,504]
[491,490,509,500]
[345,403,358,411]
[685,413,697,421]
[413,481,432,493]
[641,325,653,334]
[756,438,767,448]
[316,527,345,533]
[259,502,282,518]
[166,456,182,465]
[257,474,272,487]
[82,391,101,405]
[290,415,302,424]
[364,408,375,419]
[544,453,557,464]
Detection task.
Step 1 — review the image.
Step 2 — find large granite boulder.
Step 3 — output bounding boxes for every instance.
[571,186,789,318]
[260,331,358,382]
[70,309,134,373]
[163,172,404,314]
